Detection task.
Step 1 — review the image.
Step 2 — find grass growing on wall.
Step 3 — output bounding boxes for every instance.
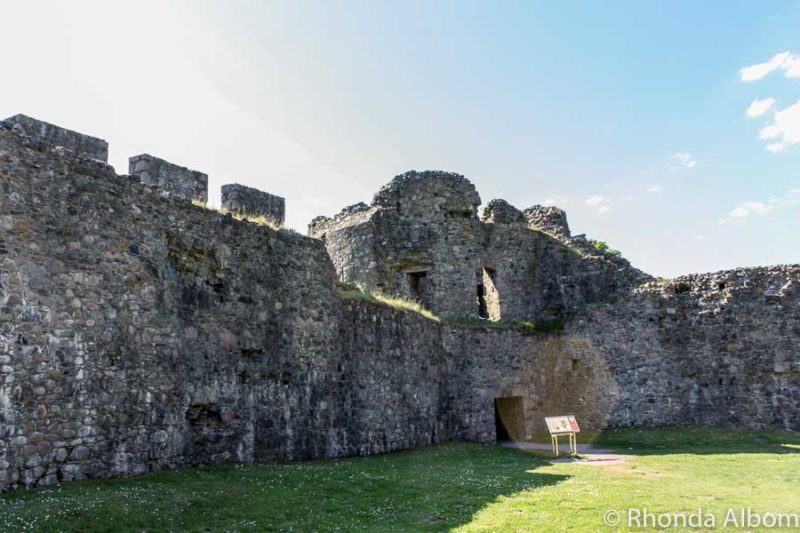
[447,318,563,334]
[2,428,799,532]
[189,199,284,231]
[335,282,441,321]
[220,209,283,231]
[334,283,562,332]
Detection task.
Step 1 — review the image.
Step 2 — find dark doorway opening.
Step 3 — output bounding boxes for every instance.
[407,270,429,308]
[494,396,524,442]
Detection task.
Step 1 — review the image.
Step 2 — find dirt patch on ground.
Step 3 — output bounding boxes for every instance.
[501,441,633,466]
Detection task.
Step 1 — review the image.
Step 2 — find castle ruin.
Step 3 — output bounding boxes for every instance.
[0,114,798,492]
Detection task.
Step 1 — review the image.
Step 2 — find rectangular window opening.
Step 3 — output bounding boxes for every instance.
[407,270,429,307]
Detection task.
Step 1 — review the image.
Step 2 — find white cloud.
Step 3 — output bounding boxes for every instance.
[766,142,786,153]
[786,55,800,78]
[758,99,800,152]
[543,195,568,206]
[618,195,635,202]
[693,234,705,241]
[721,190,800,224]
[739,51,795,82]
[646,185,663,193]
[668,152,697,169]
[585,195,606,206]
[584,195,613,214]
[729,201,773,218]
[745,97,776,118]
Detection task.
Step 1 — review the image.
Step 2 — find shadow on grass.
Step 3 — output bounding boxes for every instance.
[3,427,797,531]
[0,443,571,532]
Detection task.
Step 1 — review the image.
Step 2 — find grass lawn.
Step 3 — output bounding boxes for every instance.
[2,428,799,531]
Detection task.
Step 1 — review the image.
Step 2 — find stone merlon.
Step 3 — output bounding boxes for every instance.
[482,199,526,224]
[524,205,571,238]
[221,183,285,225]
[1,114,108,162]
[129,154,208,204]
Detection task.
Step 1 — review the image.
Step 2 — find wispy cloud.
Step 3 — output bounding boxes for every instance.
[668,152,697,170]
[729,201,775,218]
[585,195,605,206]
[720,189,800,224]
[745,97,776,118]
[543,195,568,206]
[585,195,612,214]
[739,51,800,82]
[646,185,664,193]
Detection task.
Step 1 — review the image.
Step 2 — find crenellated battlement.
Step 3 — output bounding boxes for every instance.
[0,114,284,220]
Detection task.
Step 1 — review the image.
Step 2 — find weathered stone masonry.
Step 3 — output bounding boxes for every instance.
[129,154,208,203]
[221,183,285,225]
[309,170,649,321]
[0,115,798,492]
[1,115,108,162]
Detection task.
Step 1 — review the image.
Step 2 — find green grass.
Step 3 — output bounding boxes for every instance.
[447,318,563,334]
[334,283,562,332]
[589,239,622,256]
[335,282,441,321]
[188,199,284,231]
[3,428,800,532]
[221,209,283,231]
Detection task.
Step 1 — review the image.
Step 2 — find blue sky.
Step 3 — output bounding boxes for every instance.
[1,0,798,276]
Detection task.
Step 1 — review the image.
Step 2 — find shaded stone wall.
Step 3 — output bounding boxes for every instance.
[1,118,798,494]
[566,268,800,431]
[0,126,478,491]
[221,183,285,225]
[1,114,108,162]
[129,154,208,203]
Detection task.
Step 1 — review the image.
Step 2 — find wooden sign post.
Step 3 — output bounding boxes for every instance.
[544,415,581,456]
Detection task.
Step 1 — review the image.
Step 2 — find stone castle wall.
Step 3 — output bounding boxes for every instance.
[0,116,798,493]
